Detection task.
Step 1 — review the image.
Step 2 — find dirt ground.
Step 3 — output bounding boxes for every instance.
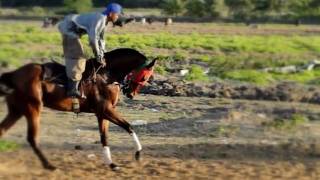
[108,22,320,36]
[1,95,320,179]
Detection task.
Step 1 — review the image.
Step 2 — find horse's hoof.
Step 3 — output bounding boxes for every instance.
[135,151,141,161]
[44,164,57,171]
[110,163,120,171]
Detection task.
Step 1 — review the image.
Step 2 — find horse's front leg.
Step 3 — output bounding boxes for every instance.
[98,118,120,171]
[98,103,142,162]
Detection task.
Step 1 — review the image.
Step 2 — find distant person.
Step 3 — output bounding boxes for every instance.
[42,17,60,28]
[146,17,154,25]
[58,3,122,98]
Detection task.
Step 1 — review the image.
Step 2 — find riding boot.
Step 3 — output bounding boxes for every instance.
[67,79,82,98]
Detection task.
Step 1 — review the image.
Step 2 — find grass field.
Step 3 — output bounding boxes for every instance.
[1,20,320,85]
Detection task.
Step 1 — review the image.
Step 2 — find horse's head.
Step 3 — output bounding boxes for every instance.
[122,58,157,99]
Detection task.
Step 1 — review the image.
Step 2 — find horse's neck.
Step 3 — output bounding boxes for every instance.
[87,57,145,83]
[107,64,143,83]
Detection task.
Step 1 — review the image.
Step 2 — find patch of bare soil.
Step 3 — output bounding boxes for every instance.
[0,149,319,180]
[142,80,320,105]
[1,95,320,179]
[108,22,320,36]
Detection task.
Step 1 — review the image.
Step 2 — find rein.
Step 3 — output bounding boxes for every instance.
[121,62,152,93]
[84,59,148,93]
[89,59,104,83]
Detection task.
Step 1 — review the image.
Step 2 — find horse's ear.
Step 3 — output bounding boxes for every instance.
[146,58,158,70]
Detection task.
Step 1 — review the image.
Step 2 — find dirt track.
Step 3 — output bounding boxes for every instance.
[1,95,320,179]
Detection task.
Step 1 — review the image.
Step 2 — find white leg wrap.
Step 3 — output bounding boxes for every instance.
[132,132,142,151]
[102,146,113,165]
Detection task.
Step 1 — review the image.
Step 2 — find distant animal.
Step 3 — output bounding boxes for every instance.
[141,17,146,24]
[165,18,172,26]
[113,17,135,28]
[245,21,259,29]
[295,19,301,26]
[42,17,60,28]
[146,17,154,25]
[250,24,259,29]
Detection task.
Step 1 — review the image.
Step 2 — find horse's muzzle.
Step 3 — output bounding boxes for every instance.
[126,93,134,99]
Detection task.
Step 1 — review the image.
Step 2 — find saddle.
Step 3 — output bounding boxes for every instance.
[41,61,101,87]
[41,62,69,86]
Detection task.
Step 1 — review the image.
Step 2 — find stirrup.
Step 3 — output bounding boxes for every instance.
[71,97,80,114]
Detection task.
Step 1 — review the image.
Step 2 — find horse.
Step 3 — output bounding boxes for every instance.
[0,48,157,171]
[113,17,135,28]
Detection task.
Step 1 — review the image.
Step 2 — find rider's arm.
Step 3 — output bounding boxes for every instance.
[88,15,106,59]
[98,30,106,54]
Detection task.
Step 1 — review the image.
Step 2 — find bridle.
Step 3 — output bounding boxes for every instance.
[121,63,153,94]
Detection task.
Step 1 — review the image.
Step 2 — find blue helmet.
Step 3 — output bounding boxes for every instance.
[102,3,122,15]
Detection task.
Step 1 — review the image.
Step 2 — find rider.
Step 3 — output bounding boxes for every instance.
[58,3,122,98]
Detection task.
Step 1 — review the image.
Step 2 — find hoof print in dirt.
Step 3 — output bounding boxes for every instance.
[74,145,83,150]
[110,163,121,171]
[44,164,57,171]
[135,151,141,161]
[142,80,320,105]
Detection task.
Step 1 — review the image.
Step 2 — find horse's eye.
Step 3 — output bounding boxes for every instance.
[140,77,147,82]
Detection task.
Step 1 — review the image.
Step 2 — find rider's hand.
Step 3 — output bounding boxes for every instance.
[96,55,106,67]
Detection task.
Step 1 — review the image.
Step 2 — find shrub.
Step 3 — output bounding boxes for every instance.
[64,0,93,13]
[185,0,206,17]
[29,6,46,16]
[185,65,209,81]
[262,114,308,130]
[161,0,184,16]
[221,70,273,85]
[155,65,167,75]
[205,0,229,18]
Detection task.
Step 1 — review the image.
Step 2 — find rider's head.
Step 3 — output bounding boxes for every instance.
[103,3,122,23]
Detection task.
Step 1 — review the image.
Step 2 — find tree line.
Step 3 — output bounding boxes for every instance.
[162,0,320,20]
[0,0,161,8]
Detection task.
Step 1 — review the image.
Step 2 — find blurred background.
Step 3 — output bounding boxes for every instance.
[1,1,320,179]
[0,0,320,85]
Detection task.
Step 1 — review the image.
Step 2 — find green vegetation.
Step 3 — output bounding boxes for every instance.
[209,124,239,137]
[221,70,272,85]
[185,65,209,81]
[1,0,320,20]
[160,0,320,19]
[0,140,20,152]
[1,22,320,85]
[262,114,309,130]
[4,28,319,66]
[220,69,320,86]
[185,0,206,17]
[161,0,184,16]
[63,0,93,13]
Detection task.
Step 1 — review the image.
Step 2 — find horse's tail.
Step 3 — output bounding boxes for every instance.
[0,72,14,96]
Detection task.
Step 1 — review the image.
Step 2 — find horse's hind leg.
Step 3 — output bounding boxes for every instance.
[0,112,22,138]
[25,103,56,170]
[0,96,23,137]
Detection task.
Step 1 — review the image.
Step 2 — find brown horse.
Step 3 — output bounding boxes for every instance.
[0,48,156,171]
